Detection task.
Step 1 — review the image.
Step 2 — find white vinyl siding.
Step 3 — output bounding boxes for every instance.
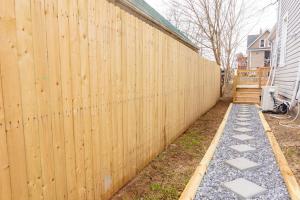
[273,0,300,100]
[279,13,288,66]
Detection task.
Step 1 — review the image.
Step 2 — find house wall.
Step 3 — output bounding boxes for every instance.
[273,0,300,100]
[250,32,271,49]
[247,31,271,69]
[0,0,220,200]
[249,51,265,69]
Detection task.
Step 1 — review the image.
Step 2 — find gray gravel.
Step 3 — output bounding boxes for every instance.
[194,104,290,200]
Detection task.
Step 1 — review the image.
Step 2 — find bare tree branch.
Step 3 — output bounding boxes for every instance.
[166,0,251,83]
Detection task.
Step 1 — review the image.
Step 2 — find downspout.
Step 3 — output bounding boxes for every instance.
[266,42,273,86]
[290,61,300,108]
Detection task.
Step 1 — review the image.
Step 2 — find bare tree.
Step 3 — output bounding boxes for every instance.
[166,0,249,84]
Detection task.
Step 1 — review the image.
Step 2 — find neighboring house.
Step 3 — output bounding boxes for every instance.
[247,30,271,69]
[236,53,248,70]
[269,0,300,107]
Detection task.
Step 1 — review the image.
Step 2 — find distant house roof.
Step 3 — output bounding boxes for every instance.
[247,35,259,48]
[247,30,271,49]
[117,0,199,51]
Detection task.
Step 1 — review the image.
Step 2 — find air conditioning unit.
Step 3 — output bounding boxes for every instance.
[261,86,278,111]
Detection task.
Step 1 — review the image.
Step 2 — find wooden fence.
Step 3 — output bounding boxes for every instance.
[0,0,220,199]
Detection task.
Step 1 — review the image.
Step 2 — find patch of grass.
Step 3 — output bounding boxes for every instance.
[285,147,298,159]
[148,183,179,199]
[150,183,162,191]
[178,130,209,151]
[179,131,201,149]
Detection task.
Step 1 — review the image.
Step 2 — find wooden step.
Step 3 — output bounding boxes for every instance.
[236,92,261,97]
[234,100,260,104]
[234,96,260,104]
[236,88,261,93]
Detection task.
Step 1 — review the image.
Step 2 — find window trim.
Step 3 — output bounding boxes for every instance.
[260,39,265,48]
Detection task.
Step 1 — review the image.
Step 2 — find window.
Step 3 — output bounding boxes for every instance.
[265,51,271,66]
[260,39,265,48]
[280,13,288,66]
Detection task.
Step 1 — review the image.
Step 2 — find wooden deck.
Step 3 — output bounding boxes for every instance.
[233,68,270,104]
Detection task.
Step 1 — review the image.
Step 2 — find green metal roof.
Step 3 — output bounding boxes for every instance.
[123,0,198,50]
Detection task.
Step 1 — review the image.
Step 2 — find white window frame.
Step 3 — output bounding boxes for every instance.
[280,12,289,66]
[260,39,265,48]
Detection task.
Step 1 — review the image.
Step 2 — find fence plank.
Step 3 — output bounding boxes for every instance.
[0,2,29,199]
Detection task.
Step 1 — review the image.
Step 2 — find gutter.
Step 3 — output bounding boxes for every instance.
[115,0,200,52]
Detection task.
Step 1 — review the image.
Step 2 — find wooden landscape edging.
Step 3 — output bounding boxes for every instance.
[258,109,300,200]
[179,103,233,200]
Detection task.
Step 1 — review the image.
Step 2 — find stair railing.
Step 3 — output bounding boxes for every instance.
[233,67,271,102]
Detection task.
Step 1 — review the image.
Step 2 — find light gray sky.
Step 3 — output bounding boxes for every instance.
[145,0,278,53]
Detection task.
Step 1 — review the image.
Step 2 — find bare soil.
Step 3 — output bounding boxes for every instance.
[264,113,300,184]
[111,98,231,200]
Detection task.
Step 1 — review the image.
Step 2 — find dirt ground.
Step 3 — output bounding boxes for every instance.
[111,98,231,200]
[264,113,300,184]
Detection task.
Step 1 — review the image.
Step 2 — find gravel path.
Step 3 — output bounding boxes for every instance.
[194,104,290,200]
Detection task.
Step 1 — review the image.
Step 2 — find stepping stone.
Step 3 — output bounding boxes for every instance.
[237,114,251,118]
[239,114,250,117]
[235,122,251,126]
[223,178,267,199]
[232,134,254,141]
[234,127,252,132]
[225,157,260,171]
[230,144,256,152]
[239,111,250,114]
[236,118,251,122]
[240,109,250,112]
[237,113,251,116]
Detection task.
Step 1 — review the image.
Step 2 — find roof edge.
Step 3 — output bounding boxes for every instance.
[116,0,200,51]
[247,30,271,49]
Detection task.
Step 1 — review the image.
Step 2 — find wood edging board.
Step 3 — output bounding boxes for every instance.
[258,107,300,200]
[179,103,233,200]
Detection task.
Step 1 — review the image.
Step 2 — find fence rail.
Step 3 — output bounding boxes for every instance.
[0,1,220,200]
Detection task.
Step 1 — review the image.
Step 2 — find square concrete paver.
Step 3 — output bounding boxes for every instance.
[235,122,251,126]
[234,127,252,132]
[225,157,260,171]
[239,111,250,114]
[232,134,254,141]
[236,117,251,122]
[237,114,252,118]
[229,144,256,152]
[223,178,267,199]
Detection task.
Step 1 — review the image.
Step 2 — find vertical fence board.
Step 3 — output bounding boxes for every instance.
[69,0,87,199]
[15,0,43,199]
[0,1,29,199]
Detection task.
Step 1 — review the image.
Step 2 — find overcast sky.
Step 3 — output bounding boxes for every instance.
[144,0,278,53]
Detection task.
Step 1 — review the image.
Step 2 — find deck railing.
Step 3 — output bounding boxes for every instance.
[233,67,270,101]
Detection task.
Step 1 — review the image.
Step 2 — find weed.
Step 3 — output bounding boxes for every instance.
[150,183,162,191]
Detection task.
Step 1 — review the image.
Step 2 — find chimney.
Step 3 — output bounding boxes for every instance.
[260,28,263,35]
